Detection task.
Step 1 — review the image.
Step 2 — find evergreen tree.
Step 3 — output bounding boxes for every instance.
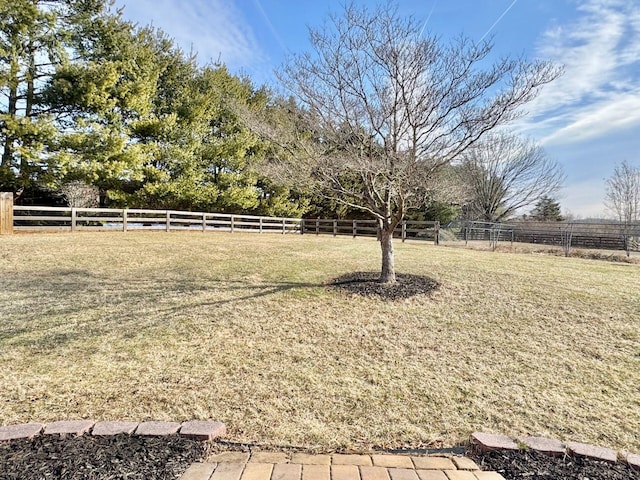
[1,0,311,215]
[530,196,564,221]
[45,19,173,204]
[0,0,74,196]
[0,0,145,201]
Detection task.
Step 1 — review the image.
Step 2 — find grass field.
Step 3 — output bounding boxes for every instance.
[1,231,639,452]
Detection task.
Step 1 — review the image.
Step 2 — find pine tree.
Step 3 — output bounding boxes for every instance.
[0,0,132,199]
[0,0,68,196]
[530,196,564,221]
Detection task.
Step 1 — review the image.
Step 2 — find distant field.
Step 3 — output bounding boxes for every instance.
[1,231,639,452]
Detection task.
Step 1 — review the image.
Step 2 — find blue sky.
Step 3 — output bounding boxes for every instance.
[113,0,640,218]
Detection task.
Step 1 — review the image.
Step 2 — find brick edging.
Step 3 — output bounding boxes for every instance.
[3,424,638,473]
[470,432,640,472]
[0,420,225,443]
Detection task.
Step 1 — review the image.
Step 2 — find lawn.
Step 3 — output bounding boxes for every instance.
[1,231,639,452]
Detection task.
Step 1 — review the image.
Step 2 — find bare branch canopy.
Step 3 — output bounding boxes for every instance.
[457,133,565,222]
[605,160,640,225]
[254,2,562,283]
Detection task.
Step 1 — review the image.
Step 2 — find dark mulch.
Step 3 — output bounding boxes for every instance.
[3,435,640,480]
[329,272,439,300]
[470,449,640,480]
[0,434,207,480]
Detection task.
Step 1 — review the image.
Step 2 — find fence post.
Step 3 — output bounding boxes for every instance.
[624,233,629,257]
[353,220,357,238]
[402,221,406,242]
[202,212,207,232]
[282,218,286,234]
[0,192,13,235]
[300,218,304,235]
[165,211,170,232]
[259,217,263,233]
[434,222,440,245]
[230,215,235,233]
[333,220,337,237]
[316,218,319,235]
[123,209,128,232]
[71,208,77,232]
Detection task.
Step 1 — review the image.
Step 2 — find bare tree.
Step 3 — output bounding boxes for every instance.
[457,133,564,222]
[259,3,561,283]
[605,160,640,225]
[60,181,99,208]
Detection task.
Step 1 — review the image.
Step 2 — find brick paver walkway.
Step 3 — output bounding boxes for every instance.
[179,452,505,480]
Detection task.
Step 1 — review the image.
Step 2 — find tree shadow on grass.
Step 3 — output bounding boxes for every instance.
[162,279,322,309]
[1,268,438,351]
[0,269,324,347]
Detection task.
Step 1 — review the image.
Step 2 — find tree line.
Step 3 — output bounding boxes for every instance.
[0,0,311,217]
[1,1,566,220]
[3,1,572,281]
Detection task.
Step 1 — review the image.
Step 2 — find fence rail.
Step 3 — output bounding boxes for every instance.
[13,206,303,234]
[443,220,640,255]
[11,206,440,243]
[10,206,640,255]
[300,218,439,242]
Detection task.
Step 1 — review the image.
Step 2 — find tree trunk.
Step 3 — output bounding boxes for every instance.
[1,44,19,171]
[1,84,18,170]
[379,226,396,284]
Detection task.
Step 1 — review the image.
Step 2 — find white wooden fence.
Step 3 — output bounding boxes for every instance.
[12,206,440,243]
[12,206,302,234]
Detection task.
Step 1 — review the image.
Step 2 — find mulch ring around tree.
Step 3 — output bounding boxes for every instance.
[0,434,208,480]
[469,448,640,480]
[328,272,439,300]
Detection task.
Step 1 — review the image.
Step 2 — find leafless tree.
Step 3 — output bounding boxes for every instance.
[605,160,640,225]
[457,133,564,222]
[258,3,561,283]
[561,223,573,257]
[60,181,99,208]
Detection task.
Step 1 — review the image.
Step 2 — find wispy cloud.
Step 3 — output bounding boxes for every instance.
[519,0,640,146]
[541,89,640,144]
[114,0,266,70]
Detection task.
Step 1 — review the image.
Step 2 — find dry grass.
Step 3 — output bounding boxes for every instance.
[1,231,639,453]
[441,238,640,263]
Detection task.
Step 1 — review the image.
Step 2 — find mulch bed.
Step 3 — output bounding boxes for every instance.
[470,449,640,480]
[329,272,439,300]
[0,434,207,480]
[3,434,640,479]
